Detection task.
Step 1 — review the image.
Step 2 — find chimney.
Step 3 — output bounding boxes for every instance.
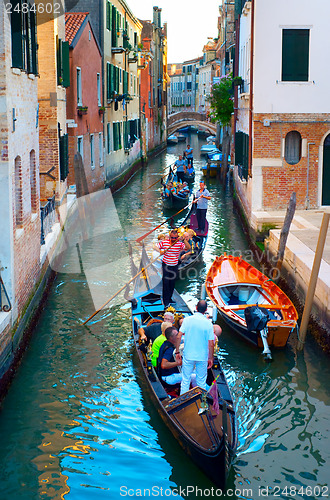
[153,6,161,28]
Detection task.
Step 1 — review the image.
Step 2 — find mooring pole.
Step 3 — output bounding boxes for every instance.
[297,211,330,351]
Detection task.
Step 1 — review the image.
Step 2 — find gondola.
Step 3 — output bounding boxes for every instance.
[130,247,237,489]
[205,254,298,358]
[162,168,190,210]
[177,205,209,273]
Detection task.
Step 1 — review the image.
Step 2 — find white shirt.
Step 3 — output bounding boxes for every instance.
[180,312,214,361]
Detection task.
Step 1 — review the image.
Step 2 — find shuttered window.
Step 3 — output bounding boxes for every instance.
[59,134,69,180]
[111,5,117,47]
[106,1,112,31]
[123,70,128,94]
[235,131,249,180]
[57,38,70,87]
[11,1,38,74]
[113,122,122,151]
[282,29,309,82]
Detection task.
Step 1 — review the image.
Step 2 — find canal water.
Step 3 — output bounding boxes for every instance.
[0,133,329,500]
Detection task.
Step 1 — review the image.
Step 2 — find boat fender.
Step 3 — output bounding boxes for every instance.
[201,284,206,300]
[212,307,218,322]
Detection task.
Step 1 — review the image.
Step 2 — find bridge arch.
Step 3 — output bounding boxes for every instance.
[167,112,216,136]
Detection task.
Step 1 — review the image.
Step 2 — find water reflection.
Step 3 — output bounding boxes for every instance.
[0,133,329,500]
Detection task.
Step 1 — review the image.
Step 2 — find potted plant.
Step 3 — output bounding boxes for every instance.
[98,106,105,115]
[77,106,88,116]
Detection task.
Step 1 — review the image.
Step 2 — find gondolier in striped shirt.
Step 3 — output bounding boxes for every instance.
[158,229,191,307]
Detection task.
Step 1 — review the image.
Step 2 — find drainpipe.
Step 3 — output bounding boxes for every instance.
[233,17,240,160]
[306,142,315,209]
[248,0,254,178]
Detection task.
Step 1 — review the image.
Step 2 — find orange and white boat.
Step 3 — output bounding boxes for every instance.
[205,254,298,354]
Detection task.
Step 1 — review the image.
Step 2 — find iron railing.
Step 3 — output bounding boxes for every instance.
[0,270,11,312]
[40,195,56,245]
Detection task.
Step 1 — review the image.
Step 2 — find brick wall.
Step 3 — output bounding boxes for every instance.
[253,113,330,210]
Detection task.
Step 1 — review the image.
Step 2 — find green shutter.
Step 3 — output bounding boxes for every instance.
[235,131,243,165]
[60,134,69,180]
[30,10,38,74]
[123,70,128,94]
[282,29,309,82]
[118,122,122,148]
[110,64,114,94]
[116,66,120,93]
[25,10,33,73]
[106,1,110,30]
[112,5,117,46]
[62,41,70,87]
[107,62,110,99]
[123,120,128,149]
[11,1,24,69]
[56,36,62,85]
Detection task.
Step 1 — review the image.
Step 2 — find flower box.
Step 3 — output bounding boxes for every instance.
[77,106,88,116]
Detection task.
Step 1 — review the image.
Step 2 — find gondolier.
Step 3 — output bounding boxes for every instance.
[158,229,190,307]
[174,155,187,184]
[184,144,194,167]
[194,181,211,232]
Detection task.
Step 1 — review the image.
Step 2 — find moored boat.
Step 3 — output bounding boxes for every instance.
[167,134,179,145]
[205,254,298,356]
[176,133,186,142]
[130,248,237,488]
[200,144,220,156]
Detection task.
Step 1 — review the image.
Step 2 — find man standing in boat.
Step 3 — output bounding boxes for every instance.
[174,155,187,183]
[158,229,191,307]
[177,300,214,394]
[184,144,194,168]
[194,181,211,232]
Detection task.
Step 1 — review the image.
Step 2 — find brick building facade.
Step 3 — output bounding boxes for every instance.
[234,0,330,225]
[65,13,104,193]
[0,1,41,382]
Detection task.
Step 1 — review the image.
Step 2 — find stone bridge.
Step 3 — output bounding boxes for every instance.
[167,112,217,136]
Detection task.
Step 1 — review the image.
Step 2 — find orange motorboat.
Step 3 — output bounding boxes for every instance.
[205,254,298,354]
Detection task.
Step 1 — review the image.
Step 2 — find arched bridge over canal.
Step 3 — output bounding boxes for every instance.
[167,112,216,136]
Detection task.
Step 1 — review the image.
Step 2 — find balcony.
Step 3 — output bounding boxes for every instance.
[40,195,56,245]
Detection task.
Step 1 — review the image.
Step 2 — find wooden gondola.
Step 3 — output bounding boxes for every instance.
[205,254,298,354]
[177,205,209,273]
[162,168,190,210]
[130,247,237,488]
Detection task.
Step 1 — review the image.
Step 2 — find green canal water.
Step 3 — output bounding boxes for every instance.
[0,134,329,500]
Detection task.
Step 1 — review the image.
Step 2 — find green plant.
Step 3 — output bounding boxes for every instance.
[207,73,234,125]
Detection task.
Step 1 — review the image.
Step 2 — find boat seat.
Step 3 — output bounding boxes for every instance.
[247,289,261,304]
[238,287,250,302]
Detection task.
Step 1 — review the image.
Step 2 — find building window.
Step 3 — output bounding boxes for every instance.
[77,67,82,105]
[15,155,23,226]
[11,0,38,75]
[30,150,38,213]
[113,122,122,151]
[97,73,101,105]
[107,123,111,154]
[282,29,309,82]
[59,133,69,180]
[56,36,70,87]
[285,131,302,165]
[77,136,83,160]
[99,133,103,166]
[90,134,94,168]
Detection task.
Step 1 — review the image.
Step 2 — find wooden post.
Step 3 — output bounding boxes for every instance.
[272,192,296,279]
[297,211,330,351]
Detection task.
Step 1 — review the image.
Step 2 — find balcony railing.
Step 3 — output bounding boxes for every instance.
[40,195,56,245]
[0,270,11,312]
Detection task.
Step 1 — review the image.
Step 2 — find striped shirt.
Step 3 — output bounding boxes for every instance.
[158,239,185,266]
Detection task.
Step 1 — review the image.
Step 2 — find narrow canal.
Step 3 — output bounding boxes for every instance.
[0,133,329,500]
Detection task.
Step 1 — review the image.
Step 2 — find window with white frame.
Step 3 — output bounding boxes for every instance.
[99,132,103,166]
[90,134,94,168]
[77,67,82,105]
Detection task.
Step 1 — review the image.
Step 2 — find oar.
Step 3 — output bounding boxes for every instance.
[136,199,194,243]
[82,240,179,325]
[141,163,176,194]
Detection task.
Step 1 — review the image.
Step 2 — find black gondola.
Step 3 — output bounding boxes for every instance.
[177,205,208,273]
[162,168,190,209]
[130,247,237,488]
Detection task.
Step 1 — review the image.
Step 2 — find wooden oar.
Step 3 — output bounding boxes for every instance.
[136,199,194,243]
[141,163,176,195]
[82,240,178,325]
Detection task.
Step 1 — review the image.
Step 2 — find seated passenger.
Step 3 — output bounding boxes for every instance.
[151,321,172,367]
[158,327,182,385]
[187,165,194,176]
[163,182,174,198]
[138,310,174,346]
[177,182,190,197]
